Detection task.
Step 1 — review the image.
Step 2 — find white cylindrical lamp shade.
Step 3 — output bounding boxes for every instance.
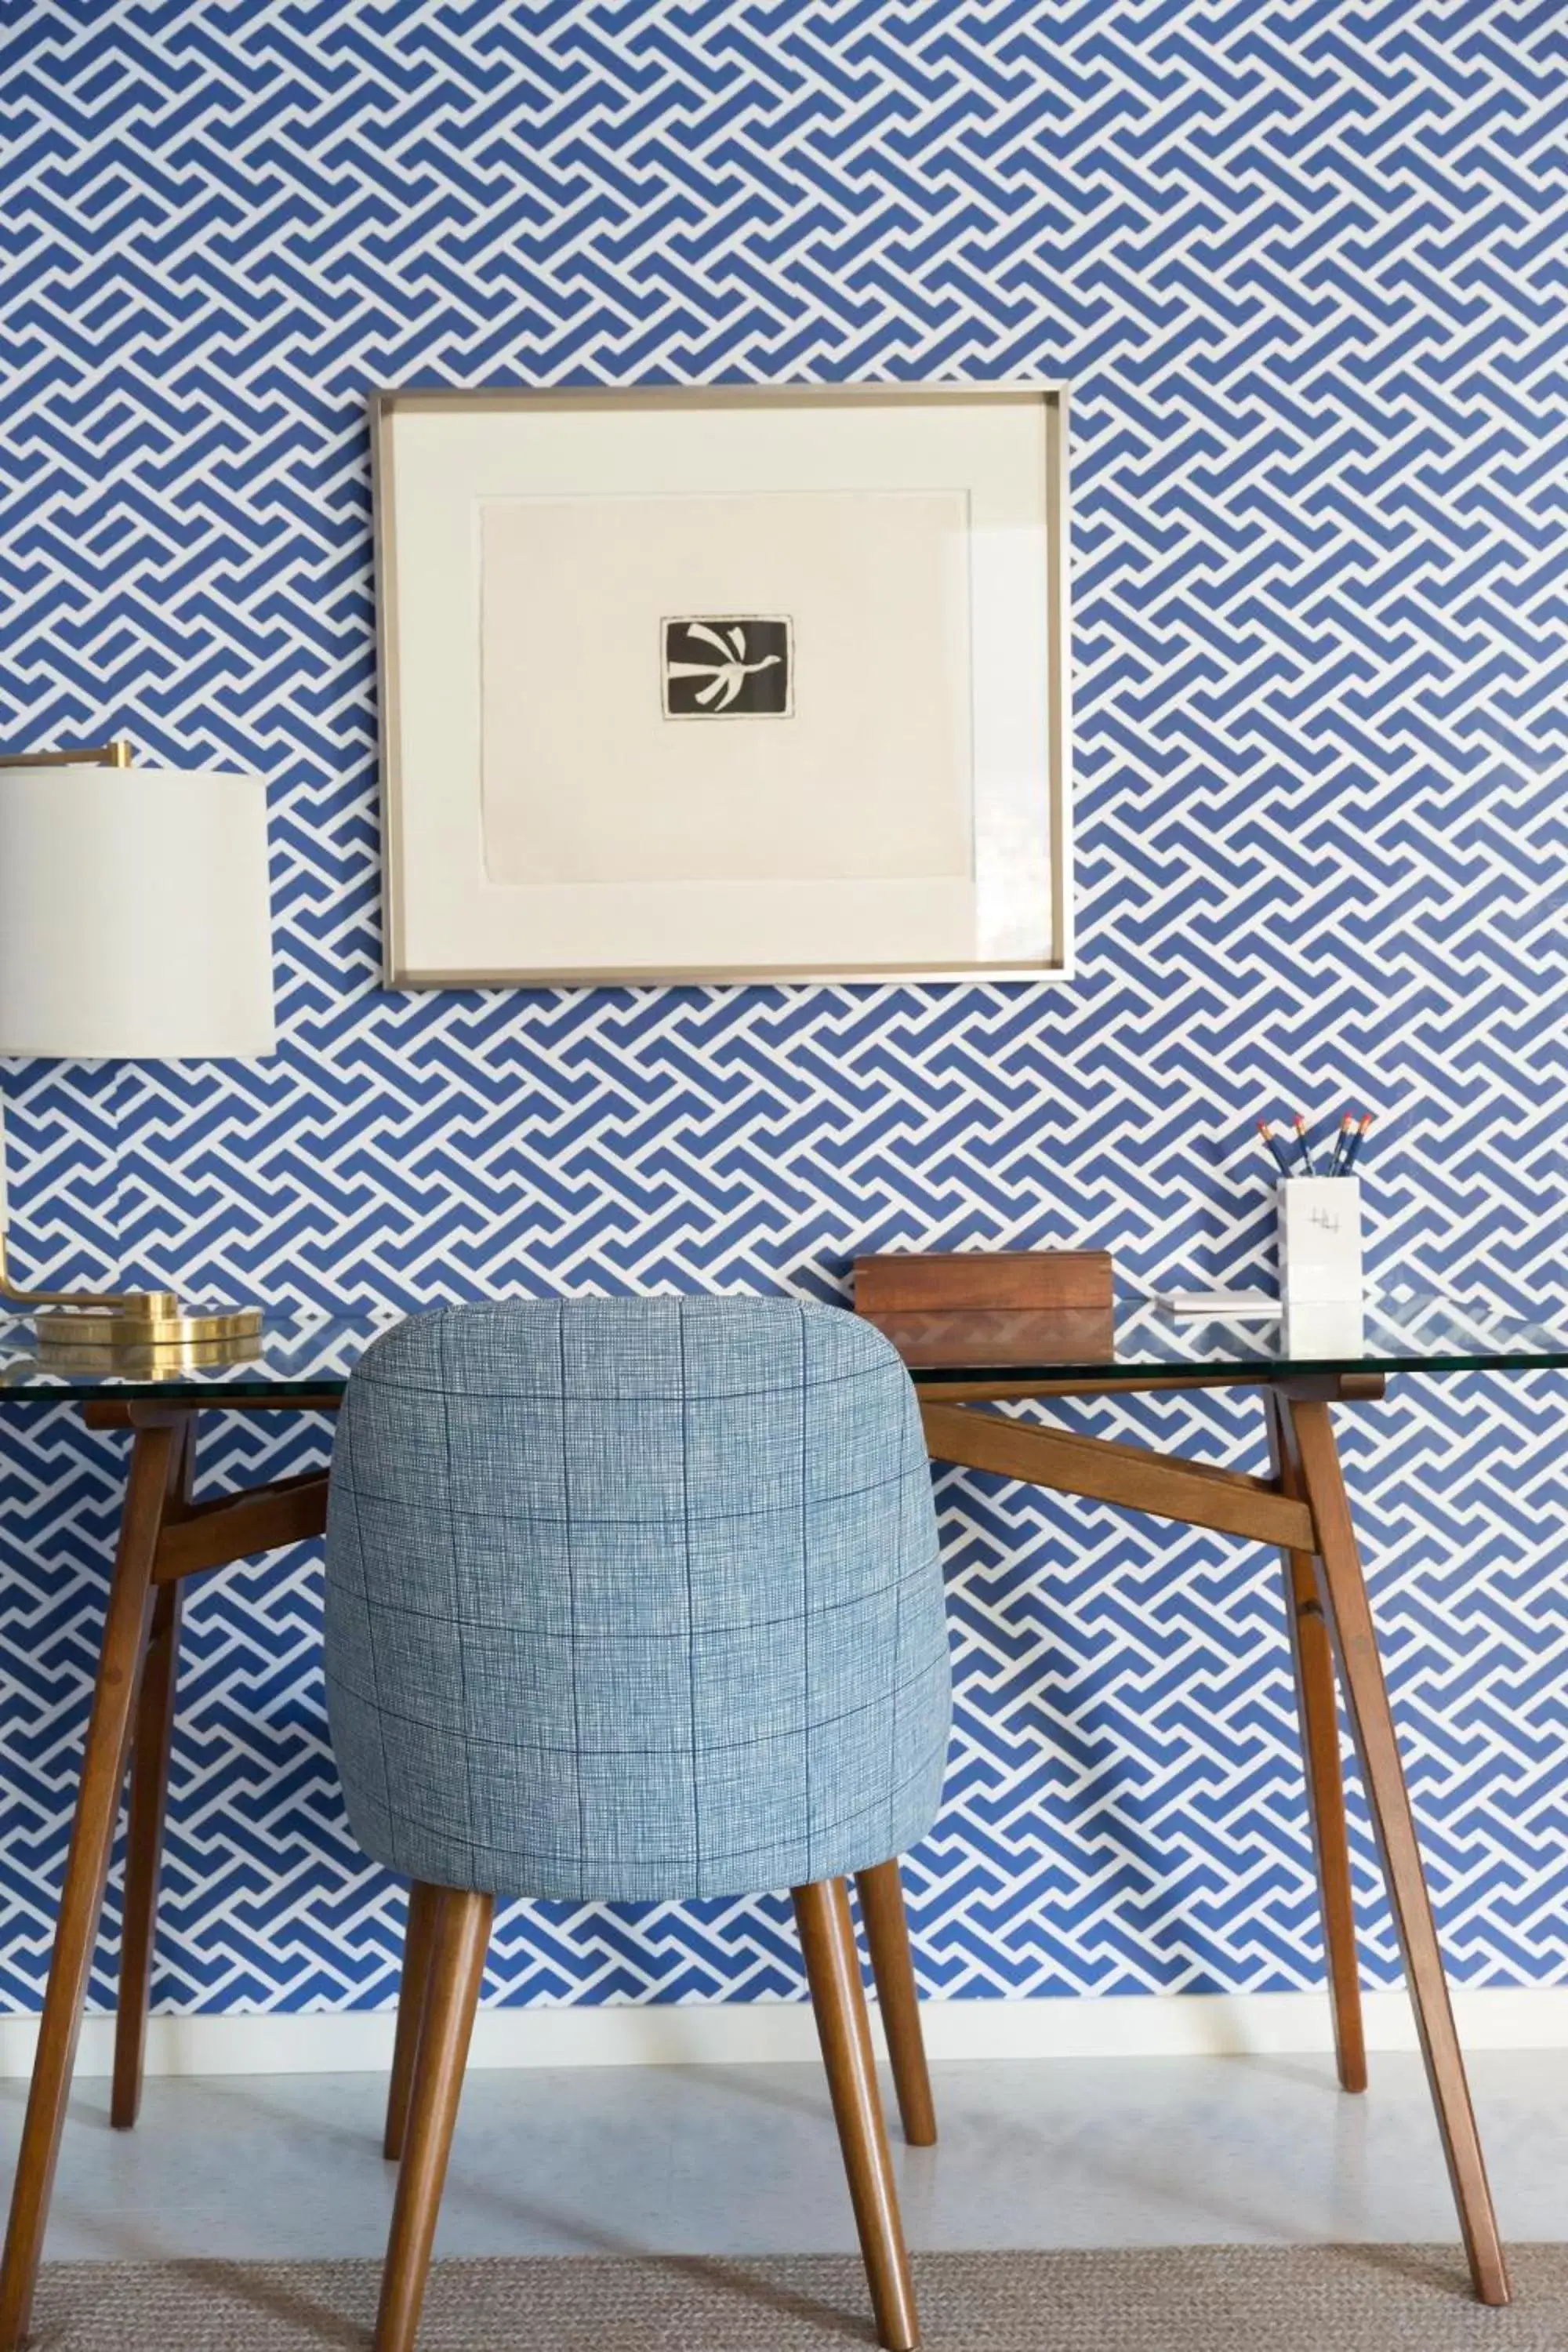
[0,766,275,1058]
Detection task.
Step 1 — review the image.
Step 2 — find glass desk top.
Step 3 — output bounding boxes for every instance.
[2,1293,1568,1402]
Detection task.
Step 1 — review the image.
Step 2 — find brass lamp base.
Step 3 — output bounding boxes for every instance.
[33,1290,264,1359]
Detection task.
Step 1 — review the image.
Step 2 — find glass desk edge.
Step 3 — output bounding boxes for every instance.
[5,1298,1568,1402]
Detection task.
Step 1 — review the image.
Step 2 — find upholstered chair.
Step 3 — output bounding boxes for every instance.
[323,1297,953,2352]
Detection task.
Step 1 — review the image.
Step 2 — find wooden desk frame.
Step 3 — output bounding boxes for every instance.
[0,1368,1511,2344]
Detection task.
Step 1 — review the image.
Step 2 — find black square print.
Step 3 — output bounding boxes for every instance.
[662,617,792,717]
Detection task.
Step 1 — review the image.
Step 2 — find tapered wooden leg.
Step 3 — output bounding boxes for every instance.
[109,1417,194,2132]
[1266,1392,1366,2094]
[1287,1398,1510,2307]
[0,1422,176,2350]
[383,1880,442,2161]
[110,1578,184,2129]
[855,1860,937,2146]
[794,1878,920,2352]
[376,1886,492,2352]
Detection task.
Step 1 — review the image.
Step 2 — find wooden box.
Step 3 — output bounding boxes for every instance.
[853,1250,1113,1316]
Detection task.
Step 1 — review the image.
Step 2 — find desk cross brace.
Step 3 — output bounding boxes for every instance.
[0,1375,1511,2350]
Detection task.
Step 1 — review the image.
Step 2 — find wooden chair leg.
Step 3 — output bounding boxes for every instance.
[854,1860,937,2145]
[111,1577,186,2129]
[1287,1398,1510,2307]
[375,1886,492,2352]
[0,1422,177,2351]
[1266,1392,1366,2094]
[794,1878,920,2352]
[384,1879,442,2160]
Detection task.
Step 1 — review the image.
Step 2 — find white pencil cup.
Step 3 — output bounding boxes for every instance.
[1278,1177,1363,1305]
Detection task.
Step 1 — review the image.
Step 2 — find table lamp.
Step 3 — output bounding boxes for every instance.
[0,739,275,1356]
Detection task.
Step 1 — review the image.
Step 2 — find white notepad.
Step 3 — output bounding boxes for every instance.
[1157,1291,1279,1318]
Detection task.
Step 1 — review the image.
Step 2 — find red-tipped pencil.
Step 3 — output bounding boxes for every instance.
[1340,1112,1374,1174]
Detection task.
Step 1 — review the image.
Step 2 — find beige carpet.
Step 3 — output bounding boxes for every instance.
[25,2247,1566,2349]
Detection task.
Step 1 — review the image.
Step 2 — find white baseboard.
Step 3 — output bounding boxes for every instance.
[3,1986,1566,2078]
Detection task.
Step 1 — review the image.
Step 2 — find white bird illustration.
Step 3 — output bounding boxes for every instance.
[666,621,781,712]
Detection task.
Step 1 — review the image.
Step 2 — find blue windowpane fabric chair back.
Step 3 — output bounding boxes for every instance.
[323,1298,951,1904]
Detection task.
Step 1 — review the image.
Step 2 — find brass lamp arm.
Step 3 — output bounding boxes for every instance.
[0,1272,140,1312]
[0,739,132,769]
[0,1232,143,1313]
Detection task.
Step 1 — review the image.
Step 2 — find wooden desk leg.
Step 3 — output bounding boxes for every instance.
[111,1422,195,2131]
[1265,1393,1366,2094]
[1287,1398,1510,2307]
[111,1581,184,2129]
[0,1421,177,2350]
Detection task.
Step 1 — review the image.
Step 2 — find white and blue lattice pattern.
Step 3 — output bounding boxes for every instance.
[2,0,1567,2016]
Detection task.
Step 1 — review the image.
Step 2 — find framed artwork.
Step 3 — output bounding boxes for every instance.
[371,382,1071,986]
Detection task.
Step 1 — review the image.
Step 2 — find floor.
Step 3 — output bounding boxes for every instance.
[5,2052,1566,2263]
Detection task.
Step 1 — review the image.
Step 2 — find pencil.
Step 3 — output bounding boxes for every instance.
[1341,1112,1374,1174]
[1257,1119,1293,1178]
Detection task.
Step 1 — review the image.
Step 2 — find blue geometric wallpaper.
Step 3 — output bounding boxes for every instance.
[2,0,1568,2020]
